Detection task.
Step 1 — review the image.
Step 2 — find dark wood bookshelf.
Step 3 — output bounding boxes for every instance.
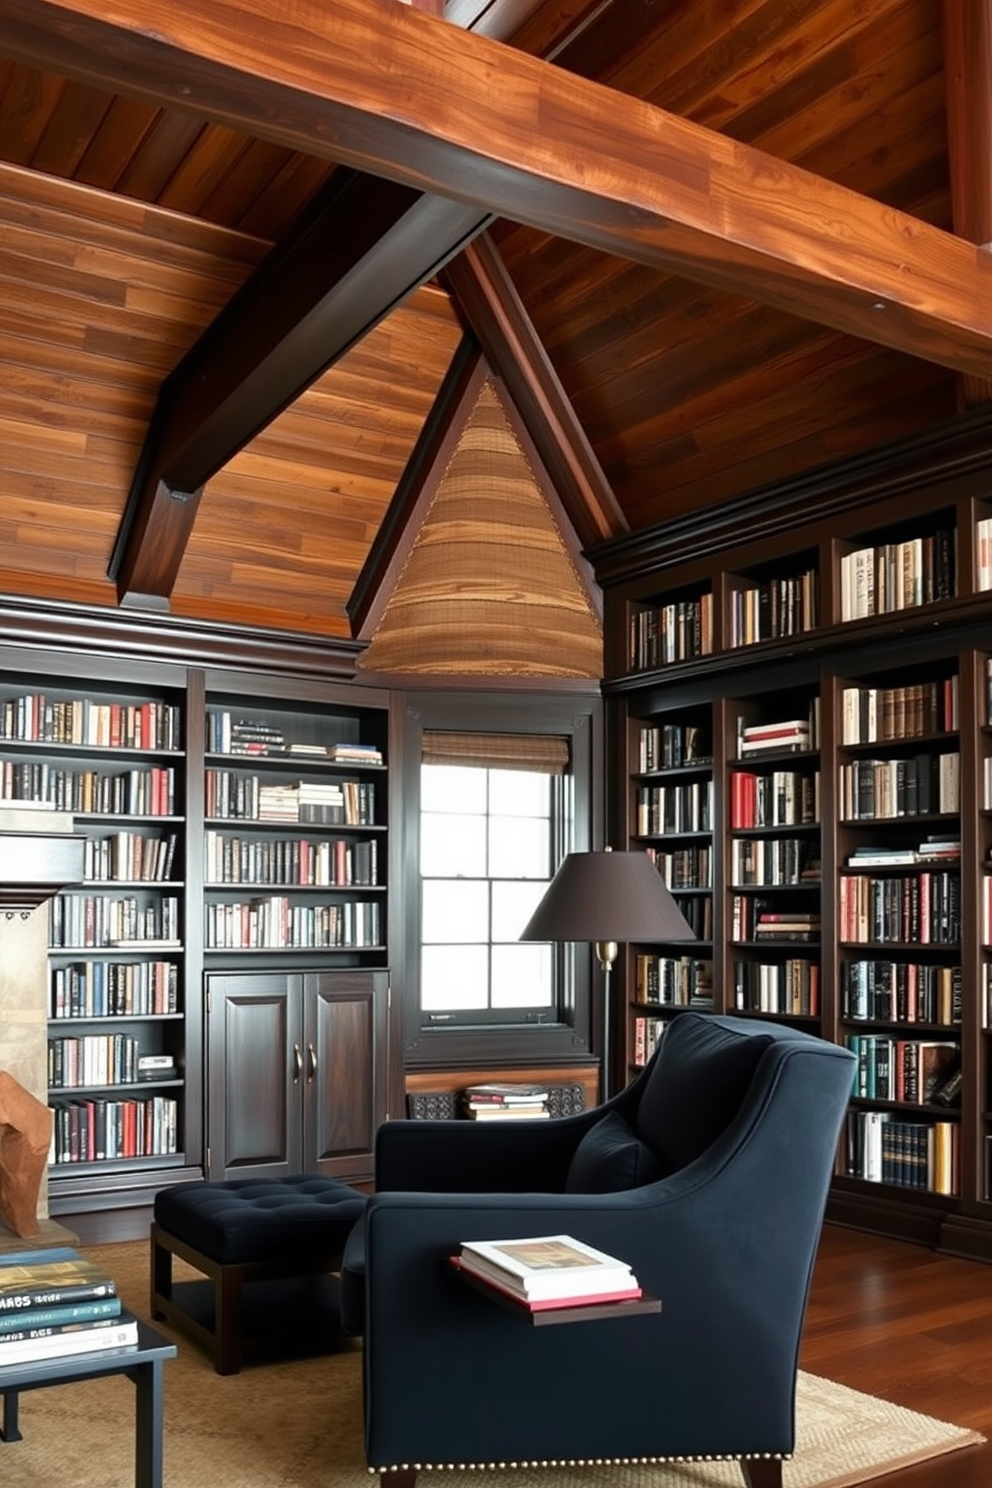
[595,440,992,1261]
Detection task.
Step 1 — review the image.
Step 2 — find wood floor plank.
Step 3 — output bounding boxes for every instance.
[802,1224,992,1485]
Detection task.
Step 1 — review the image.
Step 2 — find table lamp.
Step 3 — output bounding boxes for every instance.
[520,848,696,1097]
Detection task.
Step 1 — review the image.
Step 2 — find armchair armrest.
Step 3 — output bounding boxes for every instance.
[375,1108,599,1193]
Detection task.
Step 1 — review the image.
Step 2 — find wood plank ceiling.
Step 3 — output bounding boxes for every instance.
[0,0,984,652]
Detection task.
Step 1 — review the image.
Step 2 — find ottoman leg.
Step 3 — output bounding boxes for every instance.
[215,1264,246,1376]
[150,1223,172,1321]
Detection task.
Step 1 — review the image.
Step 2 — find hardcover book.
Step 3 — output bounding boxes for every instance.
[457,1234,638,1302]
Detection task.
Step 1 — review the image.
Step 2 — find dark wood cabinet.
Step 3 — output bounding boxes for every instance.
[205,968,388,1184]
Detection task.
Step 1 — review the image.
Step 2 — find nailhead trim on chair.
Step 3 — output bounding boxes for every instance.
[369,1453,790,1473]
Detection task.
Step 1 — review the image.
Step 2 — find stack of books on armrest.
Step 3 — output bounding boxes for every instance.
[452,1234,641,1311]
[0,1246,137,1365]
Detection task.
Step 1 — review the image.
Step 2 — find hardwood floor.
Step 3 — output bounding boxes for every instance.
[802,1223,992,1485]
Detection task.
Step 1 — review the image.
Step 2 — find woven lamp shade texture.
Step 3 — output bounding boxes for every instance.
[358,380,602,677]
[521,852,697,945]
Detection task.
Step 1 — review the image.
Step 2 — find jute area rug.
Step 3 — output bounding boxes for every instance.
[3,1241,982,1488]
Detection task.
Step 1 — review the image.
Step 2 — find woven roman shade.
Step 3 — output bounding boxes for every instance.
[422,730,569,774]
[357,378,602,677]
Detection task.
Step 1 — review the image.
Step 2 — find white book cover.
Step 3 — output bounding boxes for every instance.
[459,1235,636,1299]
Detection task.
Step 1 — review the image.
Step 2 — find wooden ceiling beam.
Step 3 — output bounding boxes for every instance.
[443,232,625,549]
[97,0,630,604]
[2,1,991,380]
[107,172,487,603]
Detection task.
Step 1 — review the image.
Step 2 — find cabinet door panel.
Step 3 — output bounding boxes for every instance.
[305,970,387,1178]
[206,973,303,1179]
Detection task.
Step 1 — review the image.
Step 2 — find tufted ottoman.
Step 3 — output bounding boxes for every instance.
[150,1175,367,1374]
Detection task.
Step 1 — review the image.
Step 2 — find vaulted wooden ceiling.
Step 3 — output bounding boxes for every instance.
[0,0,988,657]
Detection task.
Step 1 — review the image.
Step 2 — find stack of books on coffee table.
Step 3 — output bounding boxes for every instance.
[0,1246,137,1365]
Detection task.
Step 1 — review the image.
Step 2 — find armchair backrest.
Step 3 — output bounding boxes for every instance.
[603,1012,854,1195]
[628,1012,776,1175]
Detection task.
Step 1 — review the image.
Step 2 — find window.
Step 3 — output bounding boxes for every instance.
[420,732,570,1027]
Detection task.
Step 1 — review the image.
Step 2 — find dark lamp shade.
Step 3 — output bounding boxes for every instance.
[520,850,696,945]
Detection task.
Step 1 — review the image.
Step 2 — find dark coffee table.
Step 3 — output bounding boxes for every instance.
[0,1315,176,1488]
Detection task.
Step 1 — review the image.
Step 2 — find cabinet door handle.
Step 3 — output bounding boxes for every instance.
[307,1043,317,1082]
[293,1043,302,1083]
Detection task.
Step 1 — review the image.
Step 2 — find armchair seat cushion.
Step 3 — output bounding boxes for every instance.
[564,1110,660,1192]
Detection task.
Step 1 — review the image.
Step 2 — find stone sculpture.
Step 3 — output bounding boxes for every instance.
[0,1070,53,1238]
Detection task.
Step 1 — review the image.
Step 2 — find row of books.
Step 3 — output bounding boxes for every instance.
[630,593,714,671]
[838,530,956,621]
[50,1094,179,1163]
[729,837,818,888]
[638,722,710,773]
[81,831,178,884]
[50,894,180,950]
[0,762,176,817]
[841,960,962,1026]
[838,753,959,820]
[727,568,818,648]
[205,770,376,825]
[732,957,820,1017]
[0,695,181,751]
[633,1015,666,1067]
[452,1234,642,1312]
[207,712,383,765]
[846,1111,958,1194]
[635,780,713,835]
[838,871,960,945]
[646,844,711,891]
[729,768,819,828]
[846,1035,960,1106]
[840,678,958,743]
[204,832,378,887]
[634,953,714,1007]
[203,896,381,950]
[51,958,179,1020]
[0,1246,137,1366]
[49,1033,142,1089]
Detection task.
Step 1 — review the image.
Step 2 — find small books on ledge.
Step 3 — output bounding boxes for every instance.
[453,1234,641,1310]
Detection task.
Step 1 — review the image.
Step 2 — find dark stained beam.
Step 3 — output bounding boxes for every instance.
[943,0,992,407]
[103,0,632,604]
[443,232,625,549]
[108,172,487,602]
[4,0,991,381]
[348,336,485,639]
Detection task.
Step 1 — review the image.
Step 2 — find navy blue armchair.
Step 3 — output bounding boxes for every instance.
[341,1013,855,1488]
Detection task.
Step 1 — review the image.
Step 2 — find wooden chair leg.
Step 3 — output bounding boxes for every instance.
[741,1458,783,1488]
[382,1471,417,1488]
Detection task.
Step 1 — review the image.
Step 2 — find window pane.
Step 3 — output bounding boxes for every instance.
[421,812,487,876]
[489,815,549,878]
[422,879,489,943]
[421,764,486,812]
[492,880,549,942]
[491,943,552,1007]
[489,769,551,816]
[422,945,489,1010]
